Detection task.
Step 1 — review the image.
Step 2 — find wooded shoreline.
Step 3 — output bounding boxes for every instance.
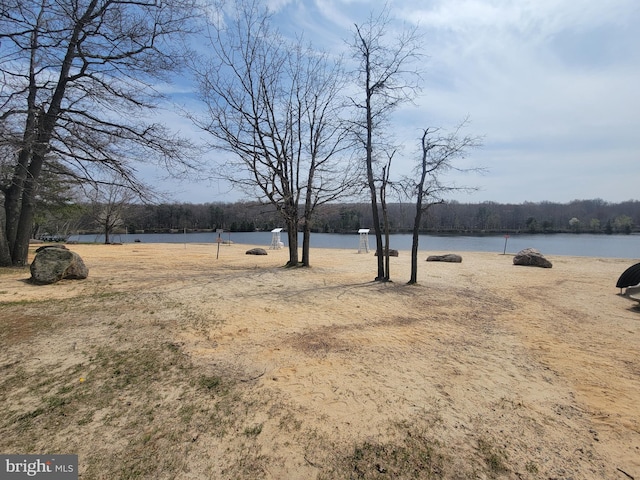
[49,198,640,238]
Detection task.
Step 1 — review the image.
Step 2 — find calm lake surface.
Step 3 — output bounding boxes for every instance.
[67,232,640,259]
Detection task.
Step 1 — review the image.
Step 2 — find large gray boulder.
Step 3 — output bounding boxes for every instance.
[246,248,268,255]
[513,248,552,268]
[426,253,462,263]
[30,245,89,284]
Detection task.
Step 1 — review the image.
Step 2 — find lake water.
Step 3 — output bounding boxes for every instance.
[67,231,640,259]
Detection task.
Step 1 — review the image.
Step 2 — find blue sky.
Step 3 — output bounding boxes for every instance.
[157,0,640,204]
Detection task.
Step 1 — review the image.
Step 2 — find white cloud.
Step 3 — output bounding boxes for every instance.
[265,0,295,13]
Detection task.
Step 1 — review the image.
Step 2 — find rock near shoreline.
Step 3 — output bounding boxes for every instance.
[513,248,552,268]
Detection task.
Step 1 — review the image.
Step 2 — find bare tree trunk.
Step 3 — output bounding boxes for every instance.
[285,222,299,267]
[4,185,23,256]
[4,149,32,252]
[368,176,385,280]
[381,199,391,282]
[408,206,423,285]
[366,98,385,280]
[0,210,13,267]
[104,220,111,244]
[408,132,429,285]
[302,223,311,267]
[11,181,37,266]
[380,159,392,281]
[11,151,45,265]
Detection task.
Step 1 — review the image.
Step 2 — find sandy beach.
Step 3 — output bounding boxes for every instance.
[1,242,638,479]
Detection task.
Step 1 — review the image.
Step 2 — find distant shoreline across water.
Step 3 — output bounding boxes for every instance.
[66,232,640,259]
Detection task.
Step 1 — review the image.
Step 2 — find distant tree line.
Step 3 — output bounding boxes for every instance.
[54,198,638,238]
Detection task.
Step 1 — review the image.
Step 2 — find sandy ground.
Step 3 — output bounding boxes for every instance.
[0,242,639,479]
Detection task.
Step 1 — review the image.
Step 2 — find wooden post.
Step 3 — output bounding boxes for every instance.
[503,234,510,255]
[216,229,223,259]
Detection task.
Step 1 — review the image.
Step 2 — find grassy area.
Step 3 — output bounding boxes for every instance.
[0,288,260,477]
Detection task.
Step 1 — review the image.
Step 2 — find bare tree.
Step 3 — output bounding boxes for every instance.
[192,0,355,267]
[406,123,483,285]
[348,8,422,281]
[86,179,136,244]
[0,0,198,266]
[298,50,358,266]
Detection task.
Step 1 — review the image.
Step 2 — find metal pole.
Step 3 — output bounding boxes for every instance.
[216,229,223,259]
